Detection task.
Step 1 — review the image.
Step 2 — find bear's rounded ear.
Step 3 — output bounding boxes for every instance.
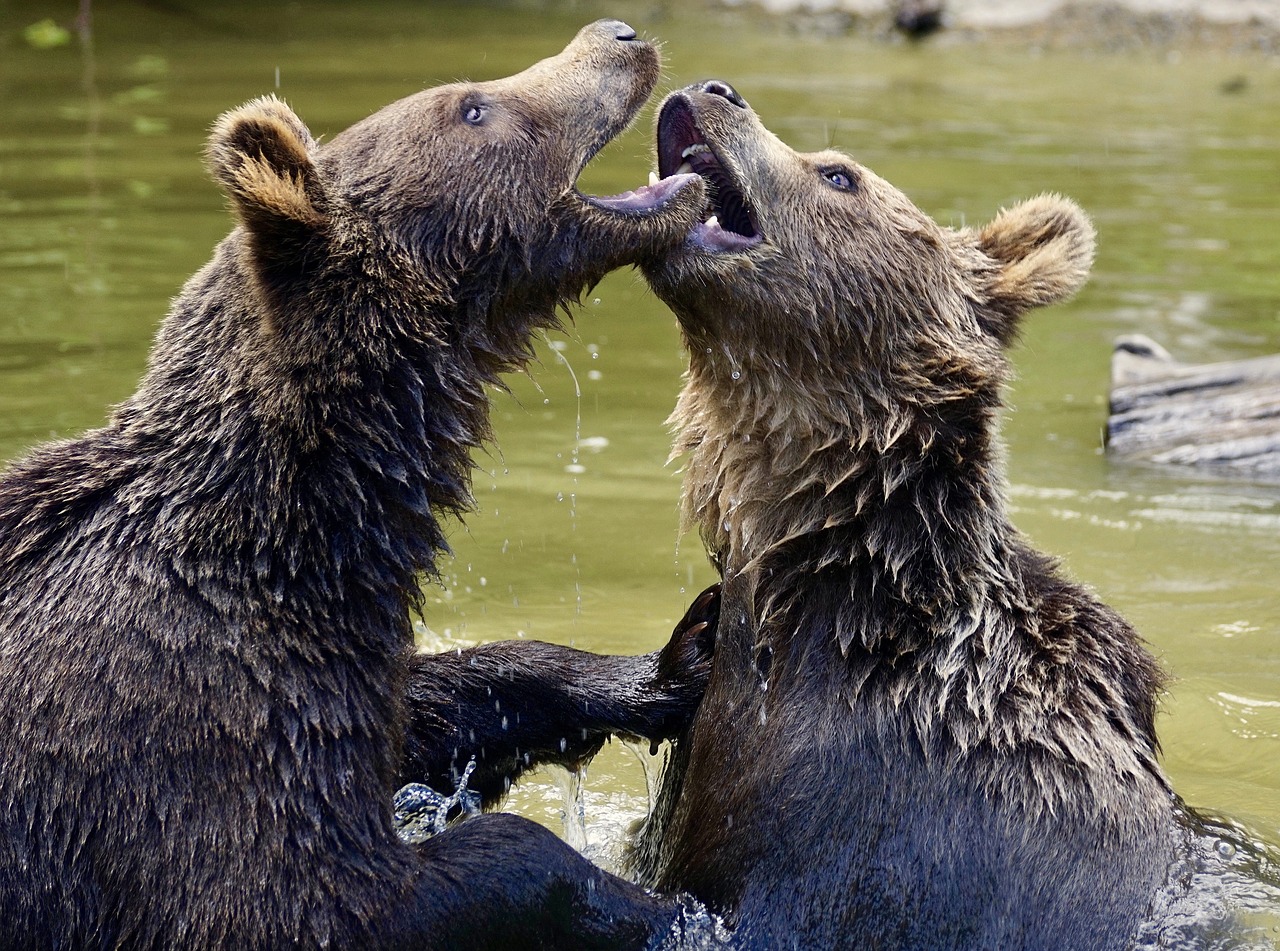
[206,96,326,265]
[973,194,1095,345]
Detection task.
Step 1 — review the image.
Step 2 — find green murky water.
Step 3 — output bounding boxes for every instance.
[2,0,1278,898]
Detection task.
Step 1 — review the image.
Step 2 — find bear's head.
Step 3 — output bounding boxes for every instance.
[646,80,1094,419]
[643,80,1094,580]
[204,21,704,378]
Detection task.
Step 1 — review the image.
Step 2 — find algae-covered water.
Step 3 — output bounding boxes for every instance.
[2,0,1278,920]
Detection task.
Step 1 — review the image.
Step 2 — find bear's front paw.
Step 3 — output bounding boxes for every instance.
[648,582,721,740]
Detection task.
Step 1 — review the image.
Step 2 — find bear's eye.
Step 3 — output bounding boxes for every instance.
[821,167,857,192]
[462,103,488,126]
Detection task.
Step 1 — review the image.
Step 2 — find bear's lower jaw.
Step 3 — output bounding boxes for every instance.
[582,172,700,216]
[688,218,763,253]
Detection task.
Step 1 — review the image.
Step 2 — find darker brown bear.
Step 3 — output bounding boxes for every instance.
[631,80,1224,949]
[0,22,715,950]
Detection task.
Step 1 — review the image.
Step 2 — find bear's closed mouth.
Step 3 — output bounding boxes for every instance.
[656,96,762,251]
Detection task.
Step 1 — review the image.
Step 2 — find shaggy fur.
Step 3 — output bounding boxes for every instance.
[0,22,712,950]
[632,81,1194,950]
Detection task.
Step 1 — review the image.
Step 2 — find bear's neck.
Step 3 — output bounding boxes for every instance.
[100,242,508,640]
[673,366,1014,659]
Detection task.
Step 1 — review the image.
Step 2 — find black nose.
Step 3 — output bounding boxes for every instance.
[700,80,747,109]
[608,20,638,41]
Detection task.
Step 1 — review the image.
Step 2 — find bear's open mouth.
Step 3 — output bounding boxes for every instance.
[582,172,701,215]
[656,95,762,252]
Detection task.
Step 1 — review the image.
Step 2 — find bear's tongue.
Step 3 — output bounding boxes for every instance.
[683,148,758,241]
[655,150,760,250]
[586,173,700,213]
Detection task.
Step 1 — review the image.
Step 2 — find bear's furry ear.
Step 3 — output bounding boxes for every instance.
[973,194,1095,345]
[206,96,326,267]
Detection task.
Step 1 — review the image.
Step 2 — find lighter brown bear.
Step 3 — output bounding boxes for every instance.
[631,78,1259,950]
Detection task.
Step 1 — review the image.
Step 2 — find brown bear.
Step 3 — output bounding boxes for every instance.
[0,22,721,950]
[630,79,1244,949]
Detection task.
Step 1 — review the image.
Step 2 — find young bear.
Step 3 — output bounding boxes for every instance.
[0,22,716,950]
[631,80,1222,949]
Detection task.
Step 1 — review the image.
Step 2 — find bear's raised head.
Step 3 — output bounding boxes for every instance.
[116,22,708,592]
[644,80,1093,580]
[204,20,703,381]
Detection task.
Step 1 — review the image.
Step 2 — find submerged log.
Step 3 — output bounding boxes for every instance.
[1106,334,1280,477]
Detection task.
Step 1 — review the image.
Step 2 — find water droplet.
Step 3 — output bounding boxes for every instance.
[592,297,602,305]
[501,716,508,730]
[1217,839,1237,859]
[731,370,741,380]
[556,492,565,502]
[543,398,551,405]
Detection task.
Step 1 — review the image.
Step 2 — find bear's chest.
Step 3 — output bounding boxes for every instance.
[649,628,1174,951]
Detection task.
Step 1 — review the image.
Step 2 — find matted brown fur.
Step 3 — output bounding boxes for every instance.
[629,81,1247,950]
[0,23,710,950]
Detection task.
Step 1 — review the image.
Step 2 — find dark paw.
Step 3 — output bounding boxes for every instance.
[662,582,719,675]
[650,582,721,739]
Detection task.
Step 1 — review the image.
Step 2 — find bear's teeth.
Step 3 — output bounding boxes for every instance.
[648,171,660,187]
[705,215,721,229]
[676,161,693,176]
[681,144,711,159]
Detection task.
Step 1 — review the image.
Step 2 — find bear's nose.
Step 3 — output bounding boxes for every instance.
[700,80,748,109]
[603,20,638,41]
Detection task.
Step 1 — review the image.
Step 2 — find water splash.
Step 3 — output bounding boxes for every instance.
[658,897,735,950]
[392,758,481,844]
[552,762,589,853]
[1135,811,1280,950]
[620,737,668,814]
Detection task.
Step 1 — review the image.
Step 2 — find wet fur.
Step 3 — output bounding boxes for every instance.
[0,24,709,950]
[633,85,1185,950]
